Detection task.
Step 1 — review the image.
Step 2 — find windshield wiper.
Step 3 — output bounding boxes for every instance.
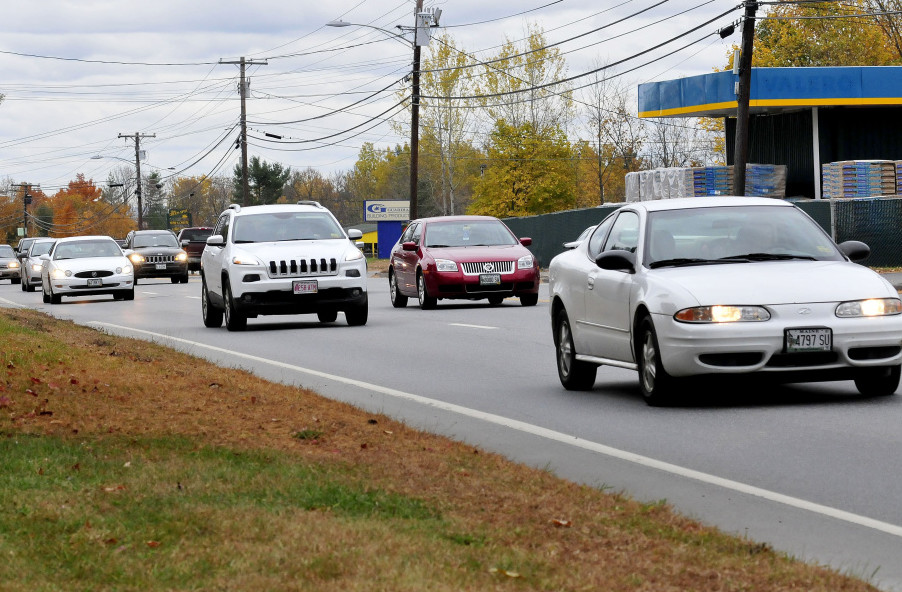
[649,257,729,269]
[720,253,817,262]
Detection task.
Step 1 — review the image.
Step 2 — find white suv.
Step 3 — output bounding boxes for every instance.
[201,201,368,331]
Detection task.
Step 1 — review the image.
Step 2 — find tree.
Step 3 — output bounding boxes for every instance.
[865,0,902,61]
[470,121,575,217]
[232,157,290,205]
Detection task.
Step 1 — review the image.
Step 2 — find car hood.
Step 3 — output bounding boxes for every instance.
[52,257,129,272]
[424,244,529,261]
[131,246,183,254]
[236,240,352,261]
[651,260,897,304]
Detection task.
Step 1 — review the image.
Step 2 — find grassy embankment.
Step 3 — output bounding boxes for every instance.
[0,307,880,591]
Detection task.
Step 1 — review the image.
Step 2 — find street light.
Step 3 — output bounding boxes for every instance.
[327,5,440,221]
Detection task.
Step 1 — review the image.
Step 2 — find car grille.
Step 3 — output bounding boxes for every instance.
[460,261,515,275]
[74,270,115,278]
[267,258,339,278]
[144,255,175,264]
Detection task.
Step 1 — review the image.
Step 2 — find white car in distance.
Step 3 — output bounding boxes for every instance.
[40,236,134,304]
[548,196,902,405]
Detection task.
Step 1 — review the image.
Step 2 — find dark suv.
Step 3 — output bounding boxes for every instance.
[123,230,189,284]
[176,227,213,272]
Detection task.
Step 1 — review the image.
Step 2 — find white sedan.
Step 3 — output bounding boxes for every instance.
[40,235,135,304]
[548,196,902,405]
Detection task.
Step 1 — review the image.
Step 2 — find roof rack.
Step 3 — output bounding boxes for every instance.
[227,203,241,212]
[297,200,323,208]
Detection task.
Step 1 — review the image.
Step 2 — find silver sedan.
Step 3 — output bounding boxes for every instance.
[548,196,902,405]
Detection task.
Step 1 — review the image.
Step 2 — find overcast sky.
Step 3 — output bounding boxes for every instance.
[0,0,741,194]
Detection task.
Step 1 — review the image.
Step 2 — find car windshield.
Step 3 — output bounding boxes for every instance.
[132,234,179,248]
[28,241,54,257]
[645,205,845,268]
[0,245,15,258]
[232,212,343,243]
[180,229,212,242]
[423,220,518,248]
[53,240,122,260]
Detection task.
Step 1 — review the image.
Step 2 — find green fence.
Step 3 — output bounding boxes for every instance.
[504,197,902,268]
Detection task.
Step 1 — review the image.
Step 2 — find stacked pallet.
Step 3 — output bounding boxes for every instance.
[745,163,787,198]
[822,160,896,198]
[684,165,734,196]
[896,161,902,195]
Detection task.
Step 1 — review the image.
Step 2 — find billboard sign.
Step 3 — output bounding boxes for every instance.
[364,200,409,222]
[168,208,192,232]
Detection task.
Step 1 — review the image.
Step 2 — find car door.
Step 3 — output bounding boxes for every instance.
[582,210,640,362]
[202,213,230,300]
[393,222,421,294]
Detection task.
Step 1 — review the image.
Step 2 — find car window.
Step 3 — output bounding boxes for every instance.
[0,245,15,258]
[232,212,343,243]
[399,223,417,244]
[132,234,179,248]
[411,223,423,246]
[180,229,212,242]
[602,211,640,254]
[424,220,518,247]
[213,214,230,242]
[53,240,122,260]
[28,241,54,257]
[586,214,616,259]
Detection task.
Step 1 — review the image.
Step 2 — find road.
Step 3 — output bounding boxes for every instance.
[2,274,902,590]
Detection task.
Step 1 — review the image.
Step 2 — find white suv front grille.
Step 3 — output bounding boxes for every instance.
[267,257,339,278]
[461,261,515,275]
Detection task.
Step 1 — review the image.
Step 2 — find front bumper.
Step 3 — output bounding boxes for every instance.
[49,276,134,298]
[228,268,367,316]
[134,261,188,279]
[424,266,540,299]
[1,268,21,279]
[653,302,902,379]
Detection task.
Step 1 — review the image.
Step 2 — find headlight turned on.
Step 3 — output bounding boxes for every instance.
[675,305,771,323]
[836,298,902,318]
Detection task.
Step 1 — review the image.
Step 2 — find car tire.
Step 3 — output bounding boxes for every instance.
[201,277,223,328]
[854,365,900,397]
[223,282,246,331]
[317,309,338,323]
[49,288,61,305]
[520,293,538,307]
[554,308,597,390]
[488,295,504,306]
[42,284,50,304]
[11,278,20,285]
[345,295,368,326]
[171,277,180,284]
[637,317,675,406]
[124,288,135,301]
[389,269,408,308]
[26,280,36,293]
[417,271,436,310]
[20,278,26,291]
[181,273,190,284]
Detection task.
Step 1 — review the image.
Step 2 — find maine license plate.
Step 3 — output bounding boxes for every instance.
[87,278,102,288]
[293,280,318,295]
[479,273,501,285]
[785,327,832,353]
[155,263,167,270]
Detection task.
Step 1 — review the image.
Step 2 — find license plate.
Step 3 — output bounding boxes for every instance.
[155,263,167,270]
[785,327,832,353]
[293,280,318,294]
[479,273,501,285]
[87,278,102,288]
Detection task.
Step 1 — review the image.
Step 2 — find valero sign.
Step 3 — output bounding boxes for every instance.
[364,200,409,222]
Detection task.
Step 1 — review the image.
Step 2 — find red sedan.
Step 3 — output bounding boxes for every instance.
[389,215,540,309]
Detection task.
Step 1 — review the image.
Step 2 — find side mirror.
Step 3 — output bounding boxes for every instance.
[181,240,189,247]
[519,237,533,247]
[595,250,636,273]
[206,235,226,247]
[562,240,579,250]
[347,229,363,240]
[838,240,870,262]
[402,241,418,252]
[39,254,50,261]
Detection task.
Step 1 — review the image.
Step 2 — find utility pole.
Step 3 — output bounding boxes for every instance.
[219,56,268,206]
[12,183,38,238]
[732,1,758,197]
[409,0,424,221]
[119,132,156,229]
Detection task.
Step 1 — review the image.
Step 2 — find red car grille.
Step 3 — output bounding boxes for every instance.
[460,261,515,275]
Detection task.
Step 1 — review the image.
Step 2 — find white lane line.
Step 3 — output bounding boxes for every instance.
[86,321,902,539]
[186,296,201,300]
[449,323,497,330]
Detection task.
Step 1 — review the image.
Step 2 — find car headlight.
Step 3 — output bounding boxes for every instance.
[175,252,188,262]
[31,263,43,272]
[50,268,71,279]
[435,258,458,272]
[344,247,364,262]
[231,253,262,266]
[518,255,534,269]
[116,265,133,275]
[128,253,145,264]
[836,298,902,318]
[8,261,19,269]
[675,305,771,323]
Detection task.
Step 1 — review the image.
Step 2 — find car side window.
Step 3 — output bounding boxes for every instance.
[411,223,423,246]
[399,223,416,244]
[214,214,230,242]
[586,215,616,259]
[602,211,640,254]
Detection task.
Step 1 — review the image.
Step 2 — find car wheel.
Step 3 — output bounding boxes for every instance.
[181,273,190,284]
[201,277,223,328]
[171,277,180,284]
[554,309,597,390]
[223,282,246,331]
[42,284,50,304]
[417,271,436,310]
[854,365,900,396]
[11,278,20,285]
[124,288,135,301]
[520,293,538,307]
[49,289,61,305]
[345,294,368,326]
[488,295,504,306]
[637,317,675,406]
[317,309,338,323]
[20,278,26,291]
[389,269,408,308]
[27,280,36,293]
